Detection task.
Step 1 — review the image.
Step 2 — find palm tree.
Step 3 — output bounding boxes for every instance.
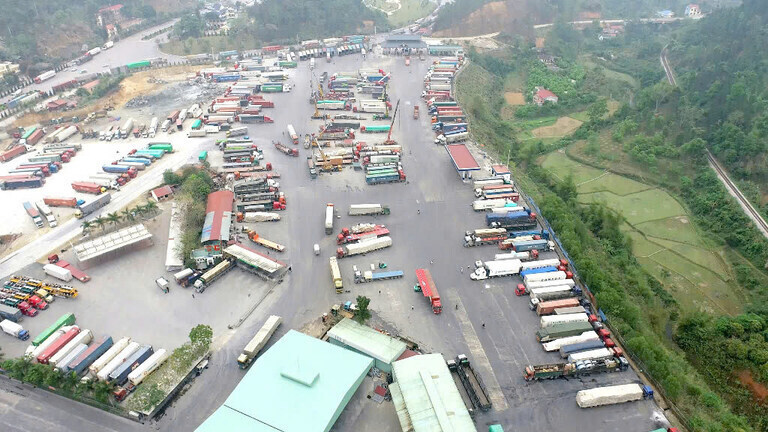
[81,220,92,232]
[121,209,135,222]
[92,216,106,231]
[143,200,158,215]
[106,212,121,227]
[132,205,145,217]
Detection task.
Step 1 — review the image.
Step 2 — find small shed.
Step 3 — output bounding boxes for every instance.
[151,185,173,202]
[491,164,511,181]
[327,318,407,373]
[46,99,68,111]
[445,144,481,179]
[81,79,101,94]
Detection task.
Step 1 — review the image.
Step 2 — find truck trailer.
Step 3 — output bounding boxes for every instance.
[237,315,282,368]
[576,383,653,408]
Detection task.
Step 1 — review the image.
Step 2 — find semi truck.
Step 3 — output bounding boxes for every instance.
[287,125,298,144]
[543,331,600,352]
[337,236,392,258]
[527,286,580,308]
[354,269,404,283]
[348,203,390,216]
[236,212,281,222]
[523,357,629,381]
[31,313,75,346]
[97,342,141,381]
[38,327,82,364]
[194,259,235,293]
[49,329,93,368]
[114,348,170,400]
[35,201,57,227]
[75,192,111,218]
[536,298,581,315]
[559,339,607,358]
[274,141,298,156]
[576,383,653,408]
[248,232,285,252]
[109,345,153,386]
[237,315,282,369]
[23,202,44,228]
[495,250,539,261]
[329,256,343,293]
[67,336,113,375]
[415,268,442,314]
[541,313,591,328]
[44,264,72,282]
[337,225,389,244]
[324,203,335,234]
[449,354,491,412]
[464,228,508,247]
[1,319,29,340]
[87,337,130,378]
[536,321,595,343]
[472,198,514,211]
[0,304,23,323]
[0,176,44,190]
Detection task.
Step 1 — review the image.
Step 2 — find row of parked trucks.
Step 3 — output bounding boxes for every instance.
[18,313,170,401]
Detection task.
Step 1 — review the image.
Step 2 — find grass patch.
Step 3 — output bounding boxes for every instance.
[541,150,604,183]
[579,173,651,195]
[581,189,685,225]
[531,117,583,138]
[581,57,640,89]
[634,216,703,245]
[386,0,437,27]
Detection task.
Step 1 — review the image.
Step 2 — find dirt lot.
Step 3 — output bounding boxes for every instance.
[532,116,583,138]
[504,92,525,105]
[114,65,203,108]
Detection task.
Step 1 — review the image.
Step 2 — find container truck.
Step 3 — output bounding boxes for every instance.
[55,125,78,143]
[559,339,607,358]
[238,315,283,368]
[87,337,130,378]
[523,357,629,381]
[470,259,522,280]
[50,329,93,367]
[567,347,618,364]
[109,345,153,386]
[1,319,29,340]
[36,201,57,227]
[355,269,404,283]
[72,182,105,194]
[27,327,68,359]
[464,228,508,247]
[55,343,89,372]
[0,145,27,162]
[287,125,298,144]
[0,176,44,190]
[524,270,572,285]
[97,342,140,381]
[23,202,44,228]
[31,313,75,346]
[68,336,113,375]
[348,203,390,216]
[0,304,23,323]
[236,212,281,222]
[472,198,514,211]
[75,193,111,218]
[38,327,81,364]
[324,203,335,234]
[116,348,170,399]
[536,321,594,343]
[576,383,653,408]
[44,264,72,282]
[414,268,442,314]
[541,313,590,328]
[526,286,579,306]
[34,70,56,83]
[495,250,539,261]
[507,239,554,253]
[536,298,581,315]
[337,236,392,258]
[194,259,235,293]
[330,257,343,293]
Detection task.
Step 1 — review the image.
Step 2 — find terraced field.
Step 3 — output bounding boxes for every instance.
[541,150,745,314]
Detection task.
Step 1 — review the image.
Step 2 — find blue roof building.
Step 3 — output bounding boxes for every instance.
[195,330,373,432]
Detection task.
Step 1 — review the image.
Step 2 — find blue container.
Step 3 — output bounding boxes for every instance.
[109,345,153,386]
[67,336,114,374]
[520,266,558,278]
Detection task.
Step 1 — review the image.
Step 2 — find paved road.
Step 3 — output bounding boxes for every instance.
[1,20,181,106]
[0,376,142,432]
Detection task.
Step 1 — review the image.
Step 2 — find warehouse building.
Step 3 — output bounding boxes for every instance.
[223,243,287,280]
[195,330,373,432]
[383,34,428,51]
[445,144,481,179]
[390,353,475,432]
[200,190,234,246]
[327,318,407,373]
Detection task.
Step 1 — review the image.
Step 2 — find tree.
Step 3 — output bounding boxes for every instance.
[75,87,89,98]
[121,209,135,222]
[106,212,121,227]
[81,220,92,232]
[3,72,20,87]
[174,13,204,39]
[587,99,608,124]
[132,205,145,216]
[92,216,106,231]
[189,324,213,346]
[355,295,371,323]
[181,174,212,202]
[143,200,158,215]
[163,169,182,185]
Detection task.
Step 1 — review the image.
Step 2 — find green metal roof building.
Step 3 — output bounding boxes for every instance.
[390,354,476,432]
[195,330,373,432]
[326,318,407,373]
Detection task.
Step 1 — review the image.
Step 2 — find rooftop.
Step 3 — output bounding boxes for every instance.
[445,144,481,171]
[201,190,234,243]
[383,34,428,49]
[151,185,173,200]
[195,330,373,432]
[74,224,152,262]
[223,243,286,275]
[391,353,475,432]
[536,88,557,99]
[327,318,407,364]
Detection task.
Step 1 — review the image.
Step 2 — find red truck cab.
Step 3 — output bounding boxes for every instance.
[17,301,38,317]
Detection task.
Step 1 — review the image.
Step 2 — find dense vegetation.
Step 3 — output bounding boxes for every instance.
[0,0,181,71]
[163,166,214,268]
[456,0,768,428]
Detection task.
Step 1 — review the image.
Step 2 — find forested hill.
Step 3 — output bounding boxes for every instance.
[0,0,190,65]
[671,0,768,183]
[245,0,388,42]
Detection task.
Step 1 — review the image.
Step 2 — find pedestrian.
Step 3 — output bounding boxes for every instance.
[417,209,420,214]
[482,323,485,328]
[460,267,464,273]
[192,294,195,298]
[379,290,381,294]
[430,260,434,265]
[411,305,414,310]
[455,304,458,310]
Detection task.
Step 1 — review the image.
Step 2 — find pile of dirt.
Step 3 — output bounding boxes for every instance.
[433,0,542,38]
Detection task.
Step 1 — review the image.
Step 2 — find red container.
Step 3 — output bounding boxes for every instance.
[0,146,27,162]
[37,327,80,364]
[44,197,78,207]
[71,182,103,194]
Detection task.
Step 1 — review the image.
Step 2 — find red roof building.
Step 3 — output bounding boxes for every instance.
[533,87,558,106]
[81,79,100,94]
[46,99,68,111]
[445,144,481,179]
[98,4,123,13]
[201,190,234,244]
[151,185,173,202]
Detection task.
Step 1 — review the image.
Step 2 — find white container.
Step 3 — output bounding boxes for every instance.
[576,384,644,408]
[43,264,72,282]
[50,329,93,367]
[540,313,589,328]
[88,337,130,375]
[567,348,614,363]
[542,331,600,352]
[97,342,140,381]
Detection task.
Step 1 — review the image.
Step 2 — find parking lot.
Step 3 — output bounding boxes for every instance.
[1,49,665,431]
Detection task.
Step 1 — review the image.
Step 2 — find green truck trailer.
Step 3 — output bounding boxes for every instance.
[148,143,173,153]
[126,60,151,70]
[32,313,76,346]
[536,321,594,343]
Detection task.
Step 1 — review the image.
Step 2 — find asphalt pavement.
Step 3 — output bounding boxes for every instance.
[0,50,668,432]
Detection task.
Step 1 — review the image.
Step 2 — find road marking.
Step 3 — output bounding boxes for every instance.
[448,291,509,411]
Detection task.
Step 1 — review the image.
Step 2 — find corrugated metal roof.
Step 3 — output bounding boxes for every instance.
[74,224,152,262]
[446,144,481,171]
[390,382,415,432]
[327,318,407,364]
[195,330,373,432]
[392,354,475,432]
[165,203,183,270]
[201,190,234,243]
[223,243,285,274]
